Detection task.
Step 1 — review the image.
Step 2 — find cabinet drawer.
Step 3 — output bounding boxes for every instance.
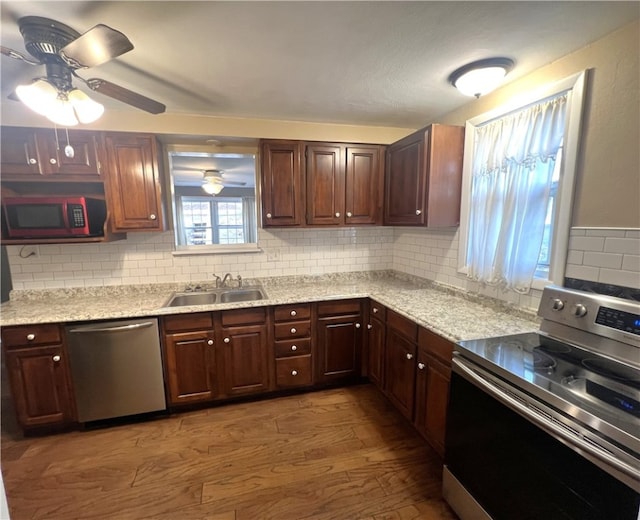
[317,299,361,316]
[418,327,454,365]
[221,307,267,326]
[387,309,418,341]
[162,313,213,333]
[274,304,311,322]
[276,355,313,387]
[369,301,386,321]
[2,324,61,348]
[274,338,311,358]
[274,321,311,340]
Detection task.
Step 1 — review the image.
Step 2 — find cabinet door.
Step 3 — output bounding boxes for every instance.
[104,133,163,231]
[316,305,363,383]
[384,327,417,420]
[260,140,304,226]
[367,316,385,389]
[5,345,75,428]
[221,323,270,396]
[0,127,42,176]
[41,129,102,178]
[424,355,451,457]
[345,146,384,225]
[164,330,217,405]
[306,143,345,225]
[384,129,427,225]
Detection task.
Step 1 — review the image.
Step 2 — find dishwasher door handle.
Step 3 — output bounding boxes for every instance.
[67,321,155,334]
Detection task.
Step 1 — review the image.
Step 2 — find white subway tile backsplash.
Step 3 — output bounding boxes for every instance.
[622,255,640,272]
[568,236,605,252]
[598,269,640,288]
[582,252,623,269]
[604,237,640,255]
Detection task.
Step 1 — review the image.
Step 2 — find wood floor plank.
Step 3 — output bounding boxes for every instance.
[2,384,457,520]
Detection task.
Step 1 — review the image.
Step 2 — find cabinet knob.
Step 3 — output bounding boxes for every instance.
[406,353,414,360]
[291,345,297,351]
[149,214,157,220]
[52,355,61,362]
[223,337,230,343]
[291,370,298,376]
[346,212,352,217]
[355,323,361,329]
[28,158,37,165]
[207,339,214,346]
[418,362,426,370]
[415,209,422,216]
[290,327,297,334]
[335,212,341,218]
[290,310,297,317]
[26,333,36,341]
[49,158,57,165]
[367,324,373,330]
[373,307,379,314]
[266,213,272,219]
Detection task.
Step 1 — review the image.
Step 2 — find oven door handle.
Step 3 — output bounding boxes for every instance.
[452,356,640,484]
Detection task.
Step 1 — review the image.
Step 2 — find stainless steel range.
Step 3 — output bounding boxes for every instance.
[443,285,640,520]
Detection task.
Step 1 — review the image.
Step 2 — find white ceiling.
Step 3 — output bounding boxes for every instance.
[1,1,638,130]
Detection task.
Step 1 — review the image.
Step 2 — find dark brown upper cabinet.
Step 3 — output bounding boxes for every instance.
[1,126,102,181]
[260,140,305,227]
[384,124,464,227]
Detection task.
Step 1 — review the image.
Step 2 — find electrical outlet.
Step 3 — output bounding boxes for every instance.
[266,248,281,262]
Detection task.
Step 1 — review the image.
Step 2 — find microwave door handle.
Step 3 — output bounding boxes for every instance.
[452,357,640,484]
[61,201,72,231]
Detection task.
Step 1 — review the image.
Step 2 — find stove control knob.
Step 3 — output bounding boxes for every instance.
[573,304,588,318]
[551,299,564,311]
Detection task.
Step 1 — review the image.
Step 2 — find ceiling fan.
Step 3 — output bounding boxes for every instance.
[1,16,166,125]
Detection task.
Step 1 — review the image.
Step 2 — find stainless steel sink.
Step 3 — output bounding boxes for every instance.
[219,288,265,303]
[163,291,217,307]
[162,286,265,307]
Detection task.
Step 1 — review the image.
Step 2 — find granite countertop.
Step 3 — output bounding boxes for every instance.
[0,271,540,343]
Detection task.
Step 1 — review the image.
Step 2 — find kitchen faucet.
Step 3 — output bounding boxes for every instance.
[221,273,233,287]
[213,273,241,288]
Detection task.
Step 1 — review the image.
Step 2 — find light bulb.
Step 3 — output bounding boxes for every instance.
[15,79,59,116]
[45,94,79,126]
[68,88,104,124]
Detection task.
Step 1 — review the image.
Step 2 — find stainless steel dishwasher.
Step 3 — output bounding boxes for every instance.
[65,318,167,422]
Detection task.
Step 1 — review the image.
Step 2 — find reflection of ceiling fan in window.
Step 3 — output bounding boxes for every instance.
[201,169,246,195]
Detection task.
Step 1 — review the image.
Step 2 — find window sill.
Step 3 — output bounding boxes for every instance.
[172,244,263,256]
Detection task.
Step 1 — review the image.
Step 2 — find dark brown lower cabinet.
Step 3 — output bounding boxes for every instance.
[384,310,418,420]
[315,299,363,384]
[162,313,217,405]
[220,308,271,397]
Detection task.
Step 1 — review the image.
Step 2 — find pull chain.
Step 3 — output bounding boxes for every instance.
[64,127,75,158]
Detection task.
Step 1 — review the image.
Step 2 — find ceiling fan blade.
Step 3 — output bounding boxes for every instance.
[1,45,41,65]
[85,78,166,114]
[60,24,133,68]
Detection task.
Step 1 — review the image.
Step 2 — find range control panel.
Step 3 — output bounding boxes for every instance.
[595,307,640,336]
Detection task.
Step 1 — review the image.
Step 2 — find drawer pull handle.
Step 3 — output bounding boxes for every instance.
[52,355,61,362]
[355,323,361,329]
[367,324,373,330]
[291,345,297,351]
[406,353,414,360]
[291,370,298,376]
[224,337,230,343]
[290,310,297,317]
[207,339,214,346]
[290,327,297,334]
[26,333,36,341]
[418,362,426,370]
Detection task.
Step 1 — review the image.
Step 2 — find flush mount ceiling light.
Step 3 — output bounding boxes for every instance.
[449,58,515,98]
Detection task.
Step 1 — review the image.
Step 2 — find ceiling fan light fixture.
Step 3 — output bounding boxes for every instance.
[43,93,79,126]
[202,181,224,195]
[449,58,514,98]
[68,88,104,124]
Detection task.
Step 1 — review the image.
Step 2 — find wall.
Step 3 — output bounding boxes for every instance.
[6,227,394,289]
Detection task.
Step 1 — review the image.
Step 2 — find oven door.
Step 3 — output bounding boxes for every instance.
[444,355,640,520]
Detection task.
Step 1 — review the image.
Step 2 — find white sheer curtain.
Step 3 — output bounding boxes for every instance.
[466,93,568,293]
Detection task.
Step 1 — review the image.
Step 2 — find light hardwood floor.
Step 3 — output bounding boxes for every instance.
[1,384,458,520]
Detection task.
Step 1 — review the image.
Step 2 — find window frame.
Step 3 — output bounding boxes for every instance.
[457,71,587,291]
